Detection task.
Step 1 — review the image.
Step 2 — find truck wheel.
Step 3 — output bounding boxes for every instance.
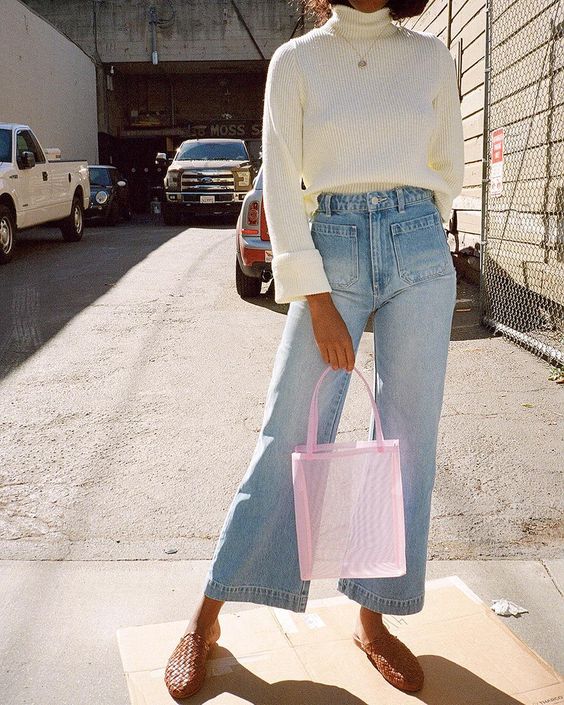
[162,205,181,226]
[0,205,15,264]
[61,195,84,242]
[236,258,262,299]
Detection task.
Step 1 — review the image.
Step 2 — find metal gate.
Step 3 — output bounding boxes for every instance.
[480,0,564,369]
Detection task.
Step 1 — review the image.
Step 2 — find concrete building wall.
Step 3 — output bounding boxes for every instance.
[22,0,309,63]
[0,0,98,163]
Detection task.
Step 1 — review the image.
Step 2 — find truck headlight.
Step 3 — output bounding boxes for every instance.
[166,170,180,190]
[96,190,109,204]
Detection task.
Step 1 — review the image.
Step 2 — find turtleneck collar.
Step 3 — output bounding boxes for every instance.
[323,4,396,41]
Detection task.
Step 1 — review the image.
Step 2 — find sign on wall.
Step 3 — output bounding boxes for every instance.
[120,121,262,140]
[187,121,262,139]
[490,127,504,197]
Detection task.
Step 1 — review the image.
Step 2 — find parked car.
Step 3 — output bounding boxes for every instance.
[0,123,90,263]
[157,138,255,225]
[85,165,132,225]
[235,165,273,299]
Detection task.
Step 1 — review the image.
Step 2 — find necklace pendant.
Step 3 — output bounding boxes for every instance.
[358,59,367,68]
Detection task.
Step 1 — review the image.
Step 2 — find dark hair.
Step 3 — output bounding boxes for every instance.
[299,0,429,24]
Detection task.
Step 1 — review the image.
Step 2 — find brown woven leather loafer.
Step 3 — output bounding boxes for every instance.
[164,631,218,699]
[353,630,424,692]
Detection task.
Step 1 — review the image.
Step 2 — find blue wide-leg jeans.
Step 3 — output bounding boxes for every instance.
[203,185,457,615]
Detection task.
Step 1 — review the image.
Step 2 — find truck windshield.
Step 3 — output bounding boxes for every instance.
[176,142,248,161]
[0,129,12,163]
[89,167,112,186]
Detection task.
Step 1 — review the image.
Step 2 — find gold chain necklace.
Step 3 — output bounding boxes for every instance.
[336,32,383,68]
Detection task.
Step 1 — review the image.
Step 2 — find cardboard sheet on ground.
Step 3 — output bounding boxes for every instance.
[116,575,563,704]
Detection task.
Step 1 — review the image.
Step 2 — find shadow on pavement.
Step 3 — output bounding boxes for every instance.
[158,647,525,704]
[0,216,191,381]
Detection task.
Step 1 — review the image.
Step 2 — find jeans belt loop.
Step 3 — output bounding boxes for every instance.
[324,194,332,216]
[396,187,405,212]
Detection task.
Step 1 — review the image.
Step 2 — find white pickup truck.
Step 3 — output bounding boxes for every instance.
[0,124,90,263]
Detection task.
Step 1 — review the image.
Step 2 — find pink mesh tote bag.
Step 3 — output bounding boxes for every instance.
[292,365,407,580]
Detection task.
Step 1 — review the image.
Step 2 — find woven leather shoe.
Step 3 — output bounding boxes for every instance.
[353,630,424,692]
[164,631,218,699]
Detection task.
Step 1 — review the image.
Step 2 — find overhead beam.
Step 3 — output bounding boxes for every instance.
[230,0,266,60]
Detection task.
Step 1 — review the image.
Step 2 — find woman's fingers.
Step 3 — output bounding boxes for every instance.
[335,343,348,371]
[338,338,355,372]
[323,342,354,371]
[344,339,355,372]
[326,344,339,370]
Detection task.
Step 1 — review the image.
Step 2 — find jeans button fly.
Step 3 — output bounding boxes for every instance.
[371,196,379,204]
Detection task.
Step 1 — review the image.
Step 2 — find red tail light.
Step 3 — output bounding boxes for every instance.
[247,200,260,226]
[260,197,270,241]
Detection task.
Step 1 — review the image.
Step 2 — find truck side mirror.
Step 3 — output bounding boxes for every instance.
[20,151,36,169]
[155,152,167,166]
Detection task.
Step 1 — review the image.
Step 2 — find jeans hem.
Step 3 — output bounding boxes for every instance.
[337,579,425,615]
[203,577,309,613]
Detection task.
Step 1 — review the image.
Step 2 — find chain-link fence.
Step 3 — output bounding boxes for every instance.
[480,0,564,369]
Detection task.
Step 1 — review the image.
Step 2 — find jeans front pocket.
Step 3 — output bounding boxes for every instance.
[390,210,452,285]
[310,221,359,289]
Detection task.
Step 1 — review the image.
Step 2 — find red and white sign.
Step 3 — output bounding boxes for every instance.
[490,128,504,197]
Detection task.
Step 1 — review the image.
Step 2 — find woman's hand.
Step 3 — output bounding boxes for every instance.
[306,293,355,372]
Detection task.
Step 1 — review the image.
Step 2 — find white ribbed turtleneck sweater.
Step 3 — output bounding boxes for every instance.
[261,3,465,304]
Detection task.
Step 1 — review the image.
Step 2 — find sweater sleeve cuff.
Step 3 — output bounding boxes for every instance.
[271,249,331,304]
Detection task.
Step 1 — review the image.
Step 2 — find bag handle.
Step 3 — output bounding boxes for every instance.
[306,365,385,453]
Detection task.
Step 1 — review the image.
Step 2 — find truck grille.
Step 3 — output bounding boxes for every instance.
[181,171,234,191]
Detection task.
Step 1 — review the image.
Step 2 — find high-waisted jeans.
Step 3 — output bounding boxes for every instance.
[202,185,457,615]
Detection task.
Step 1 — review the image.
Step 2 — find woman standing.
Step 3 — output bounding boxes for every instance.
[165,0,464,696]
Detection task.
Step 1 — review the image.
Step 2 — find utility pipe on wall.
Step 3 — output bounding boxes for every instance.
[148,6,158,65]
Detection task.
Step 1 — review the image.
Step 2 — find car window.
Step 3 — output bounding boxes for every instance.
[89,167,112,186]
[16,130,45,164]
[0,129,11,163]
[27,131,46,163]
[176,142,249,161]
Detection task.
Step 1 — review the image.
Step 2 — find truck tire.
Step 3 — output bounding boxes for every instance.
[0,205,15,264]
[60,195,84,242]
[162,205,181,226]
[236,258,262,299]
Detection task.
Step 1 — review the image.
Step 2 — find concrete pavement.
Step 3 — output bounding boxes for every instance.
[0,220,561,562]
[0,216,562,703]
[0,558,562,705]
